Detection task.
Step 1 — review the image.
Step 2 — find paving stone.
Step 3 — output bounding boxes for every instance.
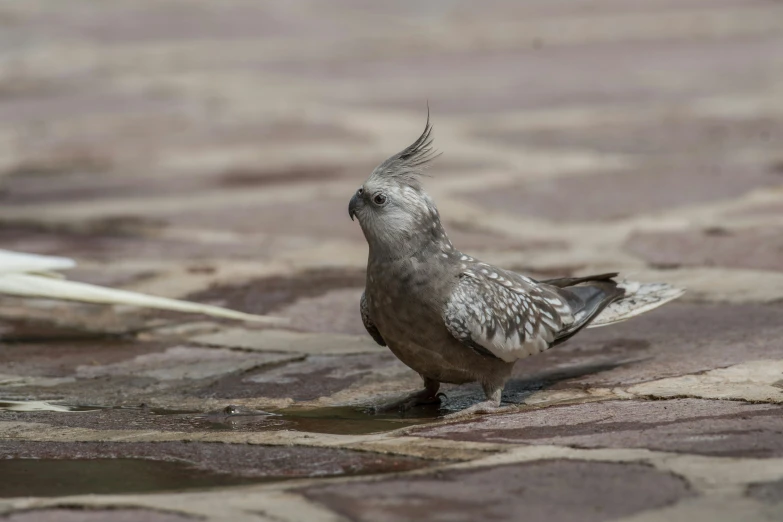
[273,288,368,335]
[0,338,299,407]
[1,510,196,522]
[203,353,408,401]
[508,302,783,390]
[11,2,355,44]
[626,360,783,404]
[306,35,783,113]
[747,478,783,505]
[0,339,170,380]
[441,221,568,253]
[625,226,783,272]
[462,161,782,221]
[479,115,783,157]
[414,399,783,457]
[0,162,353,207]
[163,196,363,240]
[0,316,134,342]
[75,345,297,381]
[301,460,694,522]
[0,223,286,263]
[728,201,783,219]
[186,268,365,316]
[193,328,380,355]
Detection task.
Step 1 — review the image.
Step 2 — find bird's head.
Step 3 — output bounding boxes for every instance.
[349,113,450,259]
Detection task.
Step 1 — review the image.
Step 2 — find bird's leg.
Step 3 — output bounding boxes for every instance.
[443,380,515,420]
[372,377,441,413]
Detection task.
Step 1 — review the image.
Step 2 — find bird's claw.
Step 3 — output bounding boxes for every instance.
[371,391,442,414]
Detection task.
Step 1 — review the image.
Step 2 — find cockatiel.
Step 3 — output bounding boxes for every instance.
[349,115,684,417]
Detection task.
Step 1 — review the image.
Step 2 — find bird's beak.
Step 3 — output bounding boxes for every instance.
[348,193,359,221]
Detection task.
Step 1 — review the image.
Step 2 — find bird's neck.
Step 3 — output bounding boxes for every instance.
[367,215,455,263]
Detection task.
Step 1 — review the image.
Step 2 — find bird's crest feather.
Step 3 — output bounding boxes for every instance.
[370,109,440,188]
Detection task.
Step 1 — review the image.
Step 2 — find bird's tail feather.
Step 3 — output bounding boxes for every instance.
[588,280,684,328]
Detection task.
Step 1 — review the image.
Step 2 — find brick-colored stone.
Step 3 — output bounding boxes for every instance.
[302,460,694,522]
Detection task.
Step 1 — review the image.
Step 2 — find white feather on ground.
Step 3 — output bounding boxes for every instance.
[0,249,284,324]
[0,249,75,274]
[588,280,685,328]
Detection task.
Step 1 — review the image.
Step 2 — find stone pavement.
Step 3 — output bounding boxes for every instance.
[1,0,783,520]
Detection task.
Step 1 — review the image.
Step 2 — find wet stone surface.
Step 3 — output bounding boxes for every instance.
[0,404,440,436]
[0,441,431,496]
[301,460,695,522]
[1,510,197,522]
[0,459,263,499]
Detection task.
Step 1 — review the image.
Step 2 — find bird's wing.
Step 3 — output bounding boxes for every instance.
[360,290,386,346]
[0,249,75,274]
[443,265,579,363]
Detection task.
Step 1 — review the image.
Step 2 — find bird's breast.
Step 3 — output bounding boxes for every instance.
[365,262,497,384]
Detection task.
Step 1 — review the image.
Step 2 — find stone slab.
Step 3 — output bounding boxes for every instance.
[508,302,783,391]
[193,328,381,355]
[625,226,783,272]
[302,459,694,522]
[414,399,783,458]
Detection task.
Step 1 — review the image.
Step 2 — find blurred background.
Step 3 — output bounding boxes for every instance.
[0,0,782,336]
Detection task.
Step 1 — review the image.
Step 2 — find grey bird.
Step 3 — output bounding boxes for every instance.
[349,115,684,417]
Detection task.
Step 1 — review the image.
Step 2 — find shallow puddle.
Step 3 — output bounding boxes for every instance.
[262,405,441,435]
[2,400,445,435]
[167,404,443,435]
[0,441,432,499]
[0,458,265,498]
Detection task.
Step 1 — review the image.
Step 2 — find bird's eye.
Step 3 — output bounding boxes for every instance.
[373,193,387,205]
[357,187,363,195]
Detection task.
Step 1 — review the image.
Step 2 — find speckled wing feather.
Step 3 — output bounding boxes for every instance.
[360,291,386,346]
[443,264,577,363]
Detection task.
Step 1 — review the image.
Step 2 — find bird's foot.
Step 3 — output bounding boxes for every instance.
[372,389,442,414]
[442,401,516,421]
